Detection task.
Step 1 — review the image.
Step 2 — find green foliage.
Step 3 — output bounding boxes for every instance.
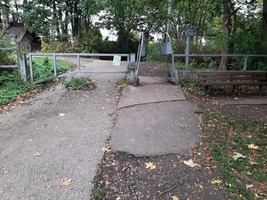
[92,188,106,199]
[146,43,164,62]
[32,57,73,80]
[118,78,130,88]
[64,77,91,90]
[0,71,34,105]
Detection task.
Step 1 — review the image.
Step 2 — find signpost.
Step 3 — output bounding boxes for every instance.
[185,25,197,74]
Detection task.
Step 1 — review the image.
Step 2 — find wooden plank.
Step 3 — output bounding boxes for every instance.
[198,76,267,81]
[200,82,267,86]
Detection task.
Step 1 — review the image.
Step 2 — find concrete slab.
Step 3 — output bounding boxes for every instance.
[110,101,200,157]
[138,76,167,84]
[118,84,186,109]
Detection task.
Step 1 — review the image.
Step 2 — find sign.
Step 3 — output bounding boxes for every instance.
[161,42,173,55]
[113,55,121,66]
[185,25,197,37]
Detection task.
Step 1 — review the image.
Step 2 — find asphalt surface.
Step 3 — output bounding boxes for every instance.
[0,59,200,199]
[0,71,124,199]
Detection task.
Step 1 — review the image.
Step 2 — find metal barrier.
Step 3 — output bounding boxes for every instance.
[0,48,27,81]
[28,53,130,82]
[162,33,178,84]
[129,33,145,86]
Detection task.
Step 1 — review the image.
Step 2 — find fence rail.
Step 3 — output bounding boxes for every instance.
[28,53,130,82]
[173,54,267,71]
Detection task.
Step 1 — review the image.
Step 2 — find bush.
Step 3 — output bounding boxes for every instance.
[0,71,34,105]
[64,77,95,90]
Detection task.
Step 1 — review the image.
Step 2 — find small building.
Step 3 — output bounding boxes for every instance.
[2,22,41,52]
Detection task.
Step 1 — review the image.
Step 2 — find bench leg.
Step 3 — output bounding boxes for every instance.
[259,85,263,96]
[233,85,237,96]
[204,85,211,94]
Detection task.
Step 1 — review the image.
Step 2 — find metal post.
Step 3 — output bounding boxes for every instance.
[243,56,248,71]
[77,55,81,71]
[185,35,190,73]
[53,54,57,77]
[29,55,33,82]
[19,53,27,81]
[166,0,172,34]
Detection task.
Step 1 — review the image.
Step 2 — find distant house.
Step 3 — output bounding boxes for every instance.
[2,22,41,52]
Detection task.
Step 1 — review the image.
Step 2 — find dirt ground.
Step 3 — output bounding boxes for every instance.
[91,61,267,200]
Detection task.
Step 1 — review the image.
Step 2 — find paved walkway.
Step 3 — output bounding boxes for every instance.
[8,58,263,198]
[111,76,200,157]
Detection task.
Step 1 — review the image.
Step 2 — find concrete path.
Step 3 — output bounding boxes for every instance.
[0,72,124,200]
[111,76,200,157]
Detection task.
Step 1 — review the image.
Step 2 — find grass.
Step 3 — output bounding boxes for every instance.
[0,57,73,106]
[118,77,130,88]
[199,111,267,199]
[0,71,36,105]
[32,57,73,81]
[92,188,106,199]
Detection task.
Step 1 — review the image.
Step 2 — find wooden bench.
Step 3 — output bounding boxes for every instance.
[197,71,267,94]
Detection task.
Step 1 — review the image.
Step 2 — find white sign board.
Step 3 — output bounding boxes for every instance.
[113,55,121,66]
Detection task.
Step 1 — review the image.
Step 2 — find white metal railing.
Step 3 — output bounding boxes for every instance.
[28,53,130,82]
[173,54,267,72]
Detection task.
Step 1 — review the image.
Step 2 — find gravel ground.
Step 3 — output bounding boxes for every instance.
[0,73,124,200]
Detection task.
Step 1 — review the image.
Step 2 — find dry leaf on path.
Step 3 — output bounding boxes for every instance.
[59,113,66,117]
[60,178,72,187]
[145,162,156,170]
[183,159,200,168]
[102,147,111,153]
[211,179,222,184]
[248,144,261,151]
[34,151,41,157]
[171,196,179,200]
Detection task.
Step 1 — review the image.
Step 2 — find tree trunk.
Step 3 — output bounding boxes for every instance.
[219,2,231,70]
[264,0,267,47]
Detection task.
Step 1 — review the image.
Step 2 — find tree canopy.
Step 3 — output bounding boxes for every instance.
[0,0,266,62]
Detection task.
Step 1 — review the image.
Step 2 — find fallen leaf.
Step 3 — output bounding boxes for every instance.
[246,184,254,189]
[171,196,179,200]
[199,184,204,189]
[183,159,200,168]
[179,123,188,129]
[102,147,111,153]
[145,162,156,170]
[211,179,222,184]
[60,178,71,186]
[203,156,212,161]
[200,147,208,151]
[248,144,261,151]
[259,183,265,188]
[233,152,246,161]
[249,161,258,165]
[59,113,65,117]
[34,151,41,157]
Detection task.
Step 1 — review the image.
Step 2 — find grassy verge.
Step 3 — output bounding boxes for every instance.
[199,111,267,199]
[0,71,35,105]
[32,57,73,81]
[0,57,73,106]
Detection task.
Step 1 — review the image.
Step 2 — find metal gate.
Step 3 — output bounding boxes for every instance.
[28,53,131,82]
